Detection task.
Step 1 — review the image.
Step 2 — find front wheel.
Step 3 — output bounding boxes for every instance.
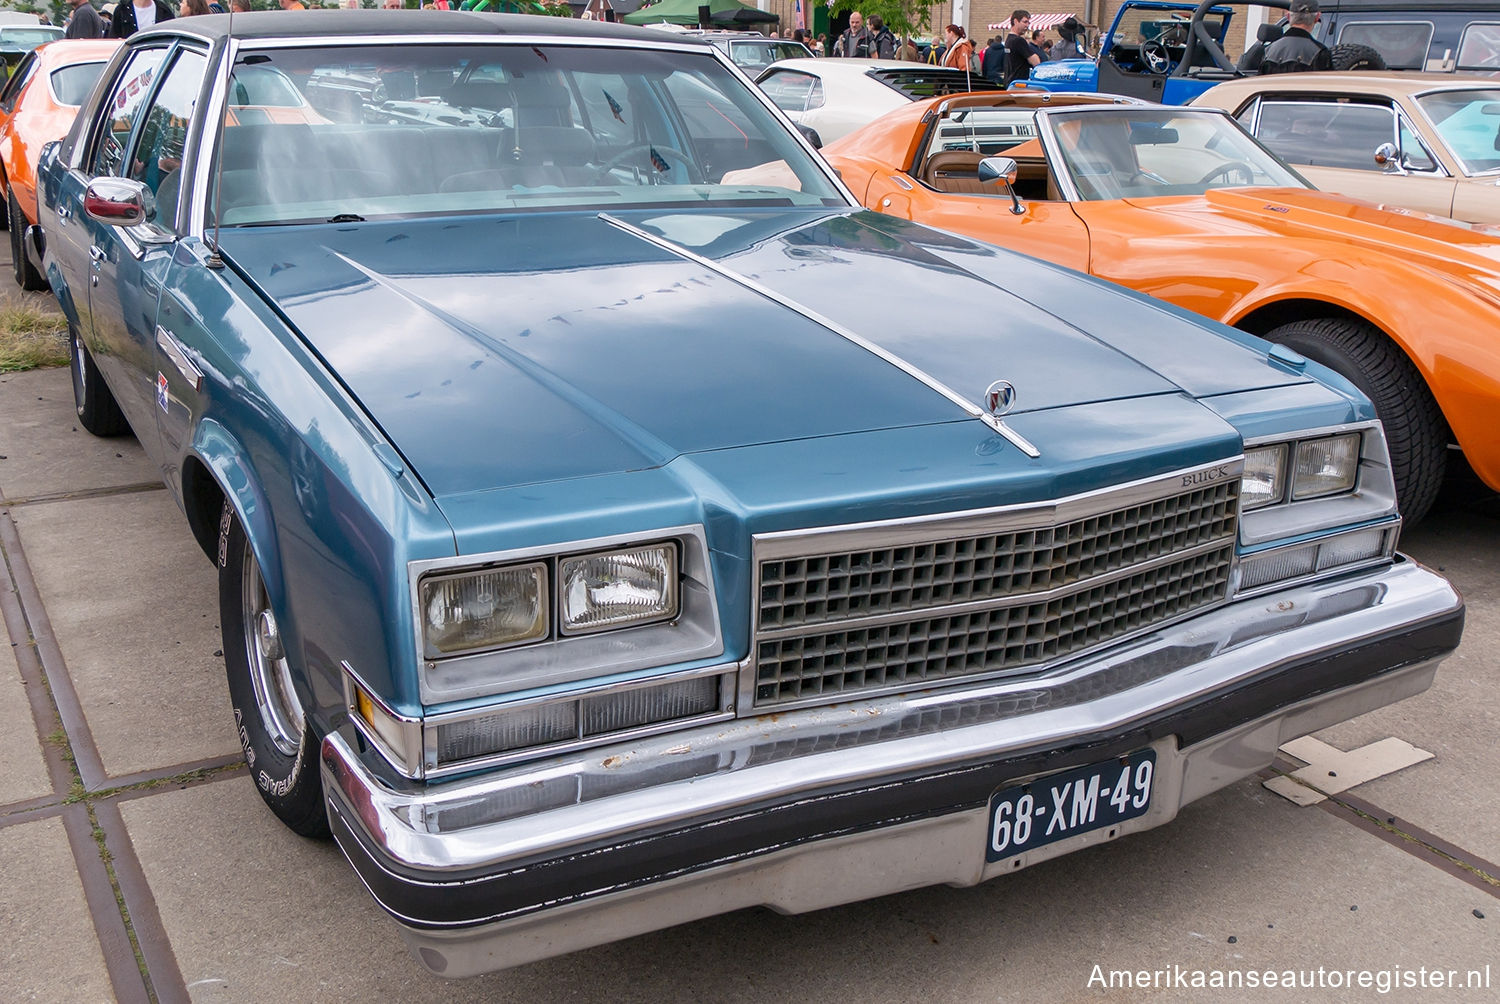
[219,501,328,837]
[1266,317,1446,524]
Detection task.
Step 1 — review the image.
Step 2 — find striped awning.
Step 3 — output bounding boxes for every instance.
[988,13,1075,31]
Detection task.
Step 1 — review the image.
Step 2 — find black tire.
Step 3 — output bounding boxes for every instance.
[69,322,131,437]
[219,501,328,837]
[0,181,9,231]
[1266,317,1446,524]
[8,189,46,291]
[1329,42,1387,71]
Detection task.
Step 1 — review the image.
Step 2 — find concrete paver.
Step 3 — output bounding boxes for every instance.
[0,369,156,501]
[0,634,52,805]
[8,490,238,780]
[0,816,113,1003]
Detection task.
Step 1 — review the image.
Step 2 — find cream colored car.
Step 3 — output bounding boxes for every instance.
[1194,72,1500,224]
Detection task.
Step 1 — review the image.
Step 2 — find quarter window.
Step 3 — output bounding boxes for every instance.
[758,70,822,113]
[1457,23,1500,72]
[1253,100,1397,172]
[90,47,170,178]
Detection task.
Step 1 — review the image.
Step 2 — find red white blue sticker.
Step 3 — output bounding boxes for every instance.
[157,372,169,413]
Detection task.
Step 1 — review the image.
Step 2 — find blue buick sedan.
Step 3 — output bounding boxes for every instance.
[36,10,1462,978]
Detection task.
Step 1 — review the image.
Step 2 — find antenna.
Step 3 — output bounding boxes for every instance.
[205,6,235,270]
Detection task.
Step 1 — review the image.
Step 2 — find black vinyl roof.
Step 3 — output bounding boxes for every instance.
[137,9,701,45]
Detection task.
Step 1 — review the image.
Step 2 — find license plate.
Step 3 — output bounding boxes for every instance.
[986,750,1156,861]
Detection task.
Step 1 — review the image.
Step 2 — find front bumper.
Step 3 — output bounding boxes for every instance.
[322,557,1461,978]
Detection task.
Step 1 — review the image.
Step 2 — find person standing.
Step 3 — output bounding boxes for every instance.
[867,15,896,58]
[981,34,1006,82]
[111,0,174,37]
[65,0,107,38]
[1029,29,1049,61]
[1260,0,1332,73]
[836,11,875,58]
[1003,10,1041,85]
[940,24,973,70]
[1049,16,1086,61]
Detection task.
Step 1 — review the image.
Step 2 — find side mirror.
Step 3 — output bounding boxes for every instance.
[979,155,1027,216]
[796,123,823,150]
[84,177,156,228]
[1373,142,1405,175]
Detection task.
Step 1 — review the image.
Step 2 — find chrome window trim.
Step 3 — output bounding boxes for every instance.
[742,458,1243,713]
[184,33,853,239]
[1251,98,1400,174]
[421,665,736,779]
[1395,110,1448,177]
[1239,420,1397,547]
[408,524,723,705]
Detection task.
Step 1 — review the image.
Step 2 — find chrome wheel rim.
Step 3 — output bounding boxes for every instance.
[241,542,305,757]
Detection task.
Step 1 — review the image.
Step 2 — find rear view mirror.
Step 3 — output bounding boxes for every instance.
[1129,125,1179,145]
[796,123,823,149]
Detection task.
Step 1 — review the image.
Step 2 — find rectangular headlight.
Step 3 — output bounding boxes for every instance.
[1241,444,1287,510]
[559,542,680,635]
[420,563,548,658]
[1292,433,1360,500]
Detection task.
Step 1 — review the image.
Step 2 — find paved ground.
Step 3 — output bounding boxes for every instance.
[2,345,1497,997]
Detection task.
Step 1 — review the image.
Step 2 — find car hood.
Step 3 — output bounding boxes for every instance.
[220,208,1305,499]
[1123,187,1500,272]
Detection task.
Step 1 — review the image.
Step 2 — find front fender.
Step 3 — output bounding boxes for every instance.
[190,417,285,613]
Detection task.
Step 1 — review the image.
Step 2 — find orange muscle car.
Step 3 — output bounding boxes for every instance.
[0,39,117,290]
[824,92,1500,522]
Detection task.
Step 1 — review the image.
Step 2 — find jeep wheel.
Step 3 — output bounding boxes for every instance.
[1329,43,1387,71]
[219,501,328,837]
[1267,318,1445,524]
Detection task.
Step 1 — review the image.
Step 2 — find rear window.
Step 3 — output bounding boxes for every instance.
[50,61,106,107]
[1336,21,1433,70]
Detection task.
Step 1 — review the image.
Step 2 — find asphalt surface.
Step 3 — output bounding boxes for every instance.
[2,290,1497,1001]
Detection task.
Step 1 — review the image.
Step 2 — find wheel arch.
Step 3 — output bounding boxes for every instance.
[185,418,286,613]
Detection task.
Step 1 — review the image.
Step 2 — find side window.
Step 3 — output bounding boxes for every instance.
[125,49,206,231]
[1337,21,1433,70]
[1457,23,1500,71]
[90,48,170,178]
[0,53,37,113]
[758,71,817,114]
[1254,101,1396,172]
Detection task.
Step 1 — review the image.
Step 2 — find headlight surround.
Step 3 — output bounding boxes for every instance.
[560,542,680,635]
[1292,433,1360,500]
[1241,443,1287,510]
[420,563,548,658]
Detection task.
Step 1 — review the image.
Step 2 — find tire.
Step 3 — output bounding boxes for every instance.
[1266,317,1445,524]
[1329,43,1387,71]
[219,501,328,837]
[8,190,46,291]
[69,322,131,437]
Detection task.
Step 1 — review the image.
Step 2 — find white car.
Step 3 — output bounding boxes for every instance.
[754,57,1001,145]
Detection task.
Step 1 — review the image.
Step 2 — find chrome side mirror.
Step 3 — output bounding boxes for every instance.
[1373,142,1406,176]
[978,156,1026,215]
[84,177,156,228]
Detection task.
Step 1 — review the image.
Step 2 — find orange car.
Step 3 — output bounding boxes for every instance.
[825,91,1500,523]
[0,39,117,290]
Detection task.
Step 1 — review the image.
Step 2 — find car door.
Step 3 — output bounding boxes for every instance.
[1243,97,1457,219]
[84,45,206,462]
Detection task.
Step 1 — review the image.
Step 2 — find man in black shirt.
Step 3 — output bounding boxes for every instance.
[1260,0,1332,73]
[1003,9,1041,85]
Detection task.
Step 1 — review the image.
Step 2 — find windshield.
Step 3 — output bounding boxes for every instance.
[209,43,843,227]
[1414,89,1500,175]
[1046,108,1306,200]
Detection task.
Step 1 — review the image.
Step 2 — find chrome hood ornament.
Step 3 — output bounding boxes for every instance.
[985,380,1016,418]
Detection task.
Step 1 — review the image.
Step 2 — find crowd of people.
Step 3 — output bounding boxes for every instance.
[60,0,486,37]
[819,8,1090,80]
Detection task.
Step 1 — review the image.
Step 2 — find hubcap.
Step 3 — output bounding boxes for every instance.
[241,542,305,757]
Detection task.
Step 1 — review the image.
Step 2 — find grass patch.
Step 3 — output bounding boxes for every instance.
[0,305,67,372]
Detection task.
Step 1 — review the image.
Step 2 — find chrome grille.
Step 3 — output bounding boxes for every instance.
[752,476,1239,708]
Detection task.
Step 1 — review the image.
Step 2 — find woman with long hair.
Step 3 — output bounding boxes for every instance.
[179,0,212,15]
[941,23,974,70]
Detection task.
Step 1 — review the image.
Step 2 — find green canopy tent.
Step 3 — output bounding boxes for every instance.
[622,0,777,27]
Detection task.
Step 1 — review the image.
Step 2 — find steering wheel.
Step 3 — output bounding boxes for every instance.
[598,143,703,183]
[1198,160,1256,186]
[1142,40,1173,74]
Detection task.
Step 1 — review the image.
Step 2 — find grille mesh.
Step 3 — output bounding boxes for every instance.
[753,480,1238,707]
